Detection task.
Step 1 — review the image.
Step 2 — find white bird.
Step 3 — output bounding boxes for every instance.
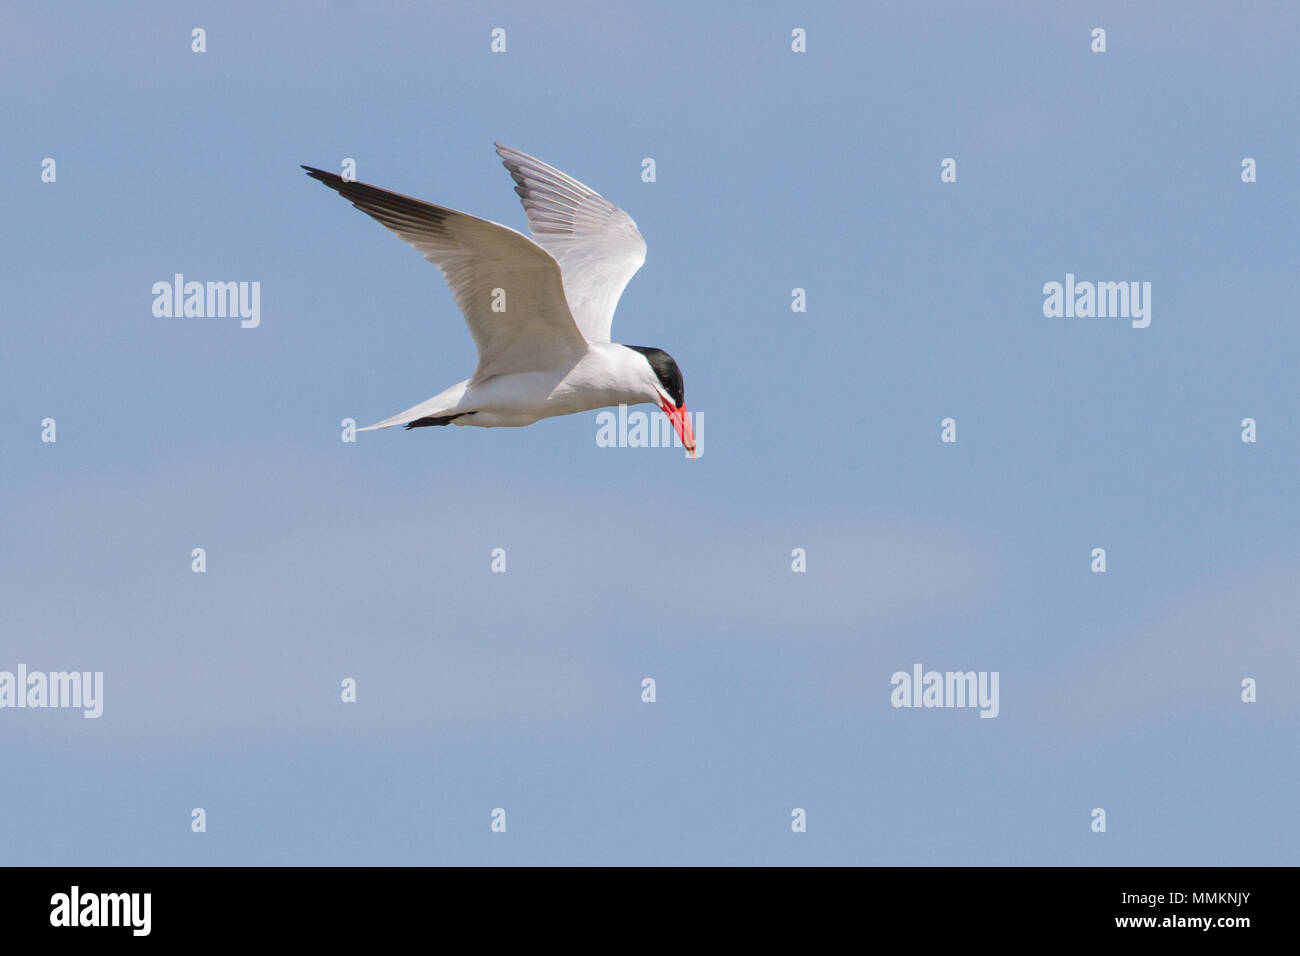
[302,143,695,456]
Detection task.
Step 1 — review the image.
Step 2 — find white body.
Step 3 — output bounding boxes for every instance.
[376,342,662,428]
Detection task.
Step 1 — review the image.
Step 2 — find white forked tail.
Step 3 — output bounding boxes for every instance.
[358,381,470,431]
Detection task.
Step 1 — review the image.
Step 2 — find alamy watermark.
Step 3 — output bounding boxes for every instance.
[152,273,260,328]
[0,664,103,718]
[595,404,703,457]
[890,663,999,718]
[1042,273,1151,328]
[50,886,150,936]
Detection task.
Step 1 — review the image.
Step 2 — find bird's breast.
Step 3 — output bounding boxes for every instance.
[462,364,645,425]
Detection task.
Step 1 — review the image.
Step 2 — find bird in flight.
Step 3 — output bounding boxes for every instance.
[302,144,695,456]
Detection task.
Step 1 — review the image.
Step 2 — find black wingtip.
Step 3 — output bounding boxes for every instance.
[406,412,474,429]
[406,415,452,429]
[302,166,346,190]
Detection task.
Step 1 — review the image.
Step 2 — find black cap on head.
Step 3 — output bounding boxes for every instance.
[625,346,685,409]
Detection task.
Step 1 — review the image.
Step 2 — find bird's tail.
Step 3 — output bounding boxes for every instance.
[358,381,470,431]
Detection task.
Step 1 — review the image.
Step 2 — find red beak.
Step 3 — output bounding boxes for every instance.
[660,397,696,458]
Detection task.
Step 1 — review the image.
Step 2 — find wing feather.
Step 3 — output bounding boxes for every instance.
[302,165,588,378]
[494,144,647,344]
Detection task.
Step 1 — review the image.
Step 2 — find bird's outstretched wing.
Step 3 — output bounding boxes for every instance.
[303,166,588,378]
[494,143,647,344]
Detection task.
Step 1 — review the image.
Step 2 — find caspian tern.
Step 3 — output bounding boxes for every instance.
[302,144,696,456]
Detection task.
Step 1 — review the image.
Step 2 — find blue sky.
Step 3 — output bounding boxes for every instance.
[1,0,1296,865]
